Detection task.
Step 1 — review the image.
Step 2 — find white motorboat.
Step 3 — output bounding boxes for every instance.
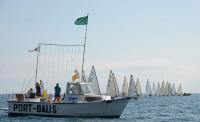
[8,81,130,117]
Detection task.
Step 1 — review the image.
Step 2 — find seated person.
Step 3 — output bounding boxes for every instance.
[27,88,35,98]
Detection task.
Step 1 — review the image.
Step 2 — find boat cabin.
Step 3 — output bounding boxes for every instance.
[65,81,102,102]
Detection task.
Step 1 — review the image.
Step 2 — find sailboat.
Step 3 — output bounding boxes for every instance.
[177,83,183,96]
[121,76,129,97]
[145,79,152,96]
[7,16,131,117]
[106,71,120,98]
[164,81,169,96]
[151,82,157,96]
[87,66,101,95]
[136,77,142,96]
[128,75,137,97]
[112,73,120,97]
[168,82,171,96]
[171,83,176,96]
[156,82,161,96]
[160,80,165,96]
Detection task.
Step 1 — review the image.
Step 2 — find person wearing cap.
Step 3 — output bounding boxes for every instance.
[54,83,61,103]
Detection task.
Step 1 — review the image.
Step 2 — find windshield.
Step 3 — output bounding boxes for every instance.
[68,83,83,95]
[81,84,95,94]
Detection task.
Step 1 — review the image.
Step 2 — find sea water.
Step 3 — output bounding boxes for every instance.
[0,94,200,122]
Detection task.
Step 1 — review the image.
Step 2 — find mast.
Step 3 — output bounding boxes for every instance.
[81,14,88,73]
[34,43,40,91]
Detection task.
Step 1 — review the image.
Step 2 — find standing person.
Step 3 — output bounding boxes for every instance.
[40,80,44,96]
[54,83,61,103]
[36,82,41,97]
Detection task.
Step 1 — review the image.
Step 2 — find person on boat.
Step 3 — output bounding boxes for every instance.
[36,82,41,97]
[40,80,45,96]
[27,88,35,98]
[54,83,61,103]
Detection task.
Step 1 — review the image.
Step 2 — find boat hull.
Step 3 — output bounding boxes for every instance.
[8,97,130,117]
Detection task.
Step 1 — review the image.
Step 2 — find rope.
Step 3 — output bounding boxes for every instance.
[70,46,78,70]
[45,45,50,90]
[56,46,60,82]
[22,44,84,94]
[22,70,35,93]
[20,54,36,93]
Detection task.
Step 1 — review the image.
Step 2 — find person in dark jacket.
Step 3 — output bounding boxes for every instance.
[36,82,41,97]
[54,83,61,103]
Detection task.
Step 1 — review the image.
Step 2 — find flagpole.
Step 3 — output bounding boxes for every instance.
[81,14,88,73]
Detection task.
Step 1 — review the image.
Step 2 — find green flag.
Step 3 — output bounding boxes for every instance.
[75,16,88,25]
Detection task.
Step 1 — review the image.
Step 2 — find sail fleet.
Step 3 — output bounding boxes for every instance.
[143,80,183,97]
[102,69,185,97]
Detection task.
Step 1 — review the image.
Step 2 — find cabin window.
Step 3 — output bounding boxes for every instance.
[68,84,83,95]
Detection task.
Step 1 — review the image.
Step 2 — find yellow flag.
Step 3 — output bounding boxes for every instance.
[43,89,47,97]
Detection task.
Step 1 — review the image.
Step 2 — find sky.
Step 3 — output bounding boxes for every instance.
[0,0,200,93]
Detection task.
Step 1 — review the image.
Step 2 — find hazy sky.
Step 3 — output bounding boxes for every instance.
[0,0,200,93]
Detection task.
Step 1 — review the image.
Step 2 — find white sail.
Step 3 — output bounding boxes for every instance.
[177,83,183,96]
[80,70,91,94]
[112,73,120,97]
[121,76,129,96]
[106,71,119,98]
[171,83,176,96]
[87,66,101,95]
[145,79,152,96]
[106,70,115,97]
[152,82,157,96]
[156,82,161,96]
[164,81,169,96]
[168,82,171,96]
[160,80,165,96]
[136,77,142,96]
[128,75,137,97]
